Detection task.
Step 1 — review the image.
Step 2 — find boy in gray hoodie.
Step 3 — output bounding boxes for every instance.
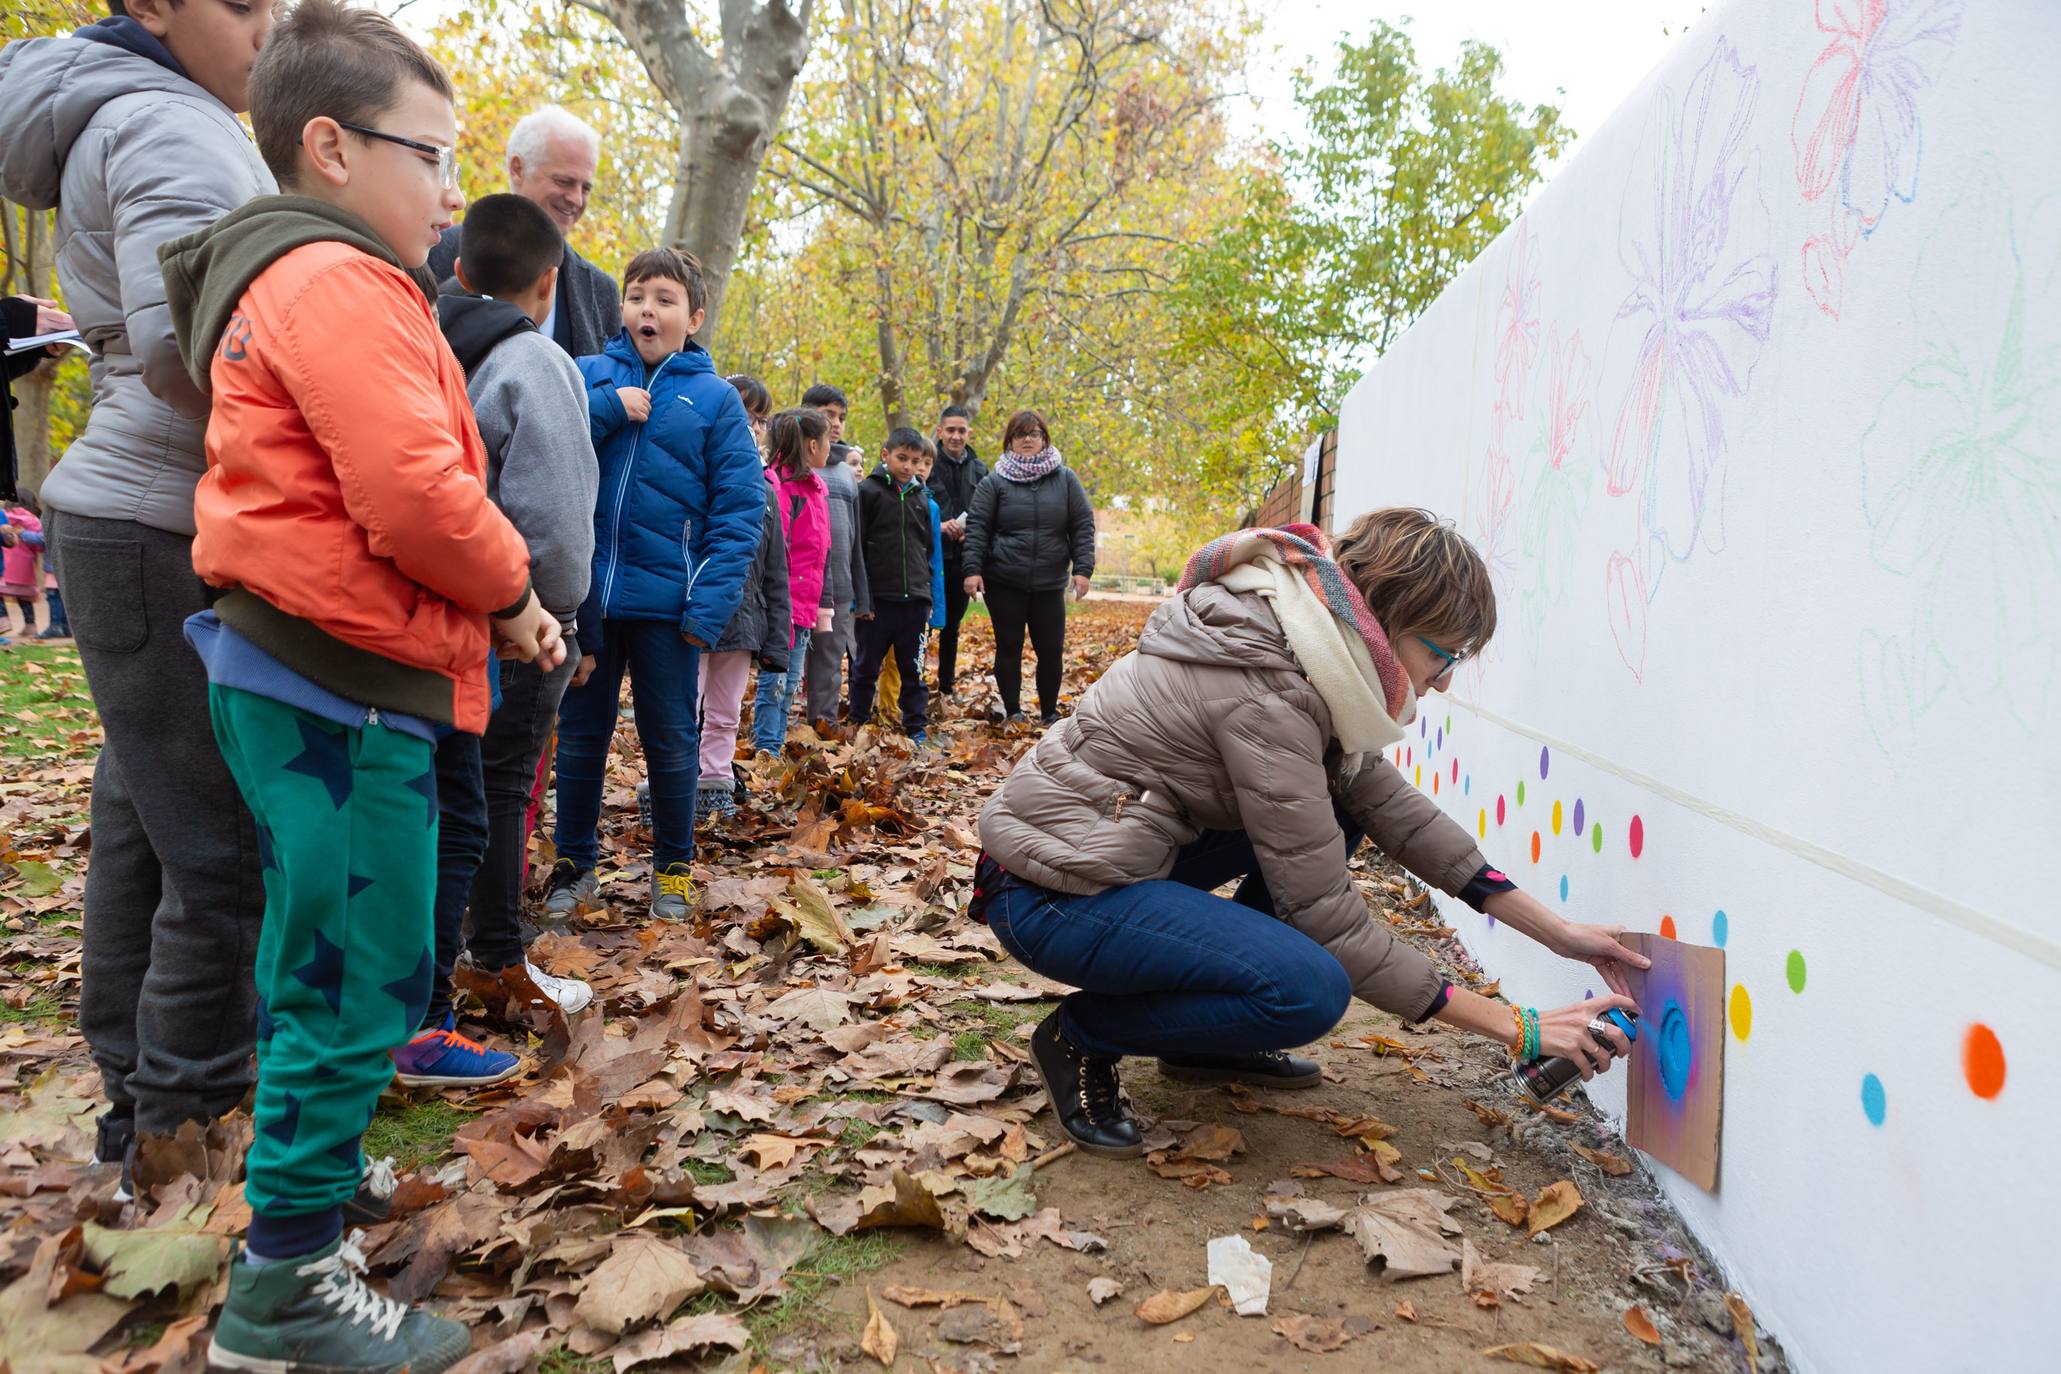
[0,0,277,1179]
[421,194,599,1074]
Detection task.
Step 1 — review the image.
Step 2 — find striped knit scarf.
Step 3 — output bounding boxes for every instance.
[1179,524,1414,750]
[995,444,1063,483]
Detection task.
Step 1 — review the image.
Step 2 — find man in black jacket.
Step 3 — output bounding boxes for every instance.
[426,105,618,358]
[926,404,987,697]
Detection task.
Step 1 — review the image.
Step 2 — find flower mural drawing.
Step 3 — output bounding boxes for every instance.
[1599,38,1778,681]
[1517,329,1596,660]
[1858,161,2061,761]
[1792,0,1964,319]
[1472,221,1540,685]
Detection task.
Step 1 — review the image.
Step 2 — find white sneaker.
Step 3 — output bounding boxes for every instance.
[524,959,594,1015]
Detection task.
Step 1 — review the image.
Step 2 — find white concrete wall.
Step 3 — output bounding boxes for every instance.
[1328,2,2057,1369]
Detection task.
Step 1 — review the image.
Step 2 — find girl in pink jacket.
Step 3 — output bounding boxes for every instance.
[752,408,833,755]
[1,498,48,640]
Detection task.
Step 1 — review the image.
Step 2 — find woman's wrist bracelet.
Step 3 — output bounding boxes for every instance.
[1507,1004,1526,1056]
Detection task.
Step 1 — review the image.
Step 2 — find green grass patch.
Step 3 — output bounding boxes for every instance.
[743,1230,903,1352]
[536,1346,609,1374]
[905,962,972,980]
[361,1099,475,1172]
[682,1157,734,1185]
[947,998,1055,1033]
[838,1118,884,1150]
[0,993,66,1028]
[0,643,96,759]
[951,1030,989,1062]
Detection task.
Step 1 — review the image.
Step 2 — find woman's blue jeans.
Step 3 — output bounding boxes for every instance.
[554,620,700,871]
[751,626,811,754]
[985,805,1364,1059]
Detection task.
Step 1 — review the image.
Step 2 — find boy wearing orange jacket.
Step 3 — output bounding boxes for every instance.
[159,4,560,1370]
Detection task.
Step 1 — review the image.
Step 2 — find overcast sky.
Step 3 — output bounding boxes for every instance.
[1236,0,1708,159]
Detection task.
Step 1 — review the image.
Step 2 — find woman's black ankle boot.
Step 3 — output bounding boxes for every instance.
[1029,1009,1144,1158]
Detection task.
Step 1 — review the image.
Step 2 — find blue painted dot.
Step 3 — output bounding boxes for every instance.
[1712,910,1729,947]
[1572,798,1585,834]
[1656,1001,1691,1102]
[1436,728,1443,749]
[1539,745,1551,780]
[1861,1074,1886,1126]
[1464,775,1471,795]
[1559,874,1569,902]
[1420,718,1427,739]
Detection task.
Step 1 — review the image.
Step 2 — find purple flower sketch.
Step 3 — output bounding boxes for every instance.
[1600,39,1778,678]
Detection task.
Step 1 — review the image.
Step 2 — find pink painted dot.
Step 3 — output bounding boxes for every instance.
[1629,814,1645,859]
[1496,795,1506,826]
[1451,758,1459,783]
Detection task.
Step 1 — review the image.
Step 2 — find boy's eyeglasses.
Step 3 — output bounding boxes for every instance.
[1417,635,1465,683]
[337,122,460,190]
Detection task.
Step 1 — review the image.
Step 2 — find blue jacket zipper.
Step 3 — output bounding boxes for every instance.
[598,356,667,617]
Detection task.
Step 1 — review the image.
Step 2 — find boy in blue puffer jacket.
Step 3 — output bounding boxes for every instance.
[548,248,765,919]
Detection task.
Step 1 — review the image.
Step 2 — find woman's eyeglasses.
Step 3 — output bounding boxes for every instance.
[337,122,460,190]
[1417,635,1465,683]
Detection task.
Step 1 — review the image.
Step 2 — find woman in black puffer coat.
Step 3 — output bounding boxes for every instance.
[962,410,1096,723]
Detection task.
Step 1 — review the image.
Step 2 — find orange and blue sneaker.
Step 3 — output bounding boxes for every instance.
[390,1015,520,1089]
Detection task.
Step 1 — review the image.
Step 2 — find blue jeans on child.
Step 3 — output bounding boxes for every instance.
[554,620,701,871]
[984,803,1365,1059]
[752,626,811,754]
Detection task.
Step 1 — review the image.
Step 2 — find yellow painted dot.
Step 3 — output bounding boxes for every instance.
[1414,765,1422,787]
[1551,800,1563,835]
[1729,984,1753,1041]
[1478,809,1488,838]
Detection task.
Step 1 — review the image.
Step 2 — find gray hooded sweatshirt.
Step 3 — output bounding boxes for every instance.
[0,30,275,534]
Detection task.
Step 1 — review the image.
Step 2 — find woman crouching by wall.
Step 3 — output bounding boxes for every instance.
[972,510,1647,1154]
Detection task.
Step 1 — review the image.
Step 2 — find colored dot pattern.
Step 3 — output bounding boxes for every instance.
[1477,809,1487,838]
[1551,800,1564,835]
[1517,781,1527,806]
[1786,950,1806,993]
[1964,1024,2006,1099]
[1629,814,1645,858]
[1530,831,1542,864]
[1539,746,1551,779]
[1861,1074,1886,1125]
[1712,910,1729,948]
[1659,914,1677,940]
[1572,798,1585,834]
[1590,823,1603,853]
[1558,874,1569,902]
[1729,984,1753,1040]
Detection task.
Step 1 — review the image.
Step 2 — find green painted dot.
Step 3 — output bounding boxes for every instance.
[1445,714,1452,735]
[1590,822,1603,853]
[1516,781,1526,806]
[1786,950,1807,993]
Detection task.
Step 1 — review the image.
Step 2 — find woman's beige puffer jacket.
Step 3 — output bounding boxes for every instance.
[979,583,1489,1018]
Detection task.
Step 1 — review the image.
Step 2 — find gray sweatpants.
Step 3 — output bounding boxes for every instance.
[802,601,853,727]
[51,511,263,1134]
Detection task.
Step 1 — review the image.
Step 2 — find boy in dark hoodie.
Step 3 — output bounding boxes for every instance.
[850,427,939,742]
[406,193,600,1085]
[0,0,277,1193]
[157,4,561,1368]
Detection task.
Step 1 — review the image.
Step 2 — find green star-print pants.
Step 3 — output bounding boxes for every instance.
[208,685,436,1220]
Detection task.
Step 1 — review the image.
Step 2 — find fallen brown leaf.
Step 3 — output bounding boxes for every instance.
[1482,1341,1602,1372]
[1571,1143,1633,1176]
[861,1287,898,1366]
[1462,1239,1543,1300]
[1726,1291,1760,1369]
[1135,1286,1219,1325]
[1527,1180,1585,1236]
[573,1235,706,1335]
[1624,1304,1662,1346]
[1394,1299,1418,1323]
[606,1313,750,1371]
[1272,1312,1356,1353]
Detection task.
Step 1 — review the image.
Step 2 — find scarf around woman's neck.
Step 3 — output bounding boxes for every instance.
[995,444,1062,483]
[1179,523,1416,754]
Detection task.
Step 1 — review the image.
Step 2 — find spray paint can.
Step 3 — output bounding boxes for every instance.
[1513,1009,1639,1105]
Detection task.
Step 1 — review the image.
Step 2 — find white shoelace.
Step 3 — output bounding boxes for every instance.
[298,1231,406,1341]
[361,1155,398,1203]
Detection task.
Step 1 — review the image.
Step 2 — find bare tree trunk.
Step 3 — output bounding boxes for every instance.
[5,204,57,494]
[599,0,816,349]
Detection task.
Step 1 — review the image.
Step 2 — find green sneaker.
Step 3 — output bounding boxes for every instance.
[207,1232,470,1374]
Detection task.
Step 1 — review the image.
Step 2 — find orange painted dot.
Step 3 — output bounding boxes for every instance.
[1659,914,1677,939]
[1432,773,1440,795]
[1551,800,1563,835]
[1530,831,1541,863]
[1729,984,1753,1041]
[1477,809,1487,838]
[1964,1024,2006,1099]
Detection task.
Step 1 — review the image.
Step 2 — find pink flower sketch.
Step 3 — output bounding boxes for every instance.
[1600,39,1778,680]
[1544,329,1591,472]
[1791,0,1963,318]
[1494,220,1542,422]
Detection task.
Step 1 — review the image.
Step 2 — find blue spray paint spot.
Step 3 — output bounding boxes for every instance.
[1464,775,1471,795]
[1558,874,1569,902]
[1656,1000,1692,1102]
[1861,1074,1887,1126]
[1712,910,1729,947]
[1572,798,1585,834]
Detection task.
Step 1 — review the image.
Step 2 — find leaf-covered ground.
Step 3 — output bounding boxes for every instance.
[0,613,1785,1373]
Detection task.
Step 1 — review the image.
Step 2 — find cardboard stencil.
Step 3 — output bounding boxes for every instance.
[1622,934,1724,1192]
